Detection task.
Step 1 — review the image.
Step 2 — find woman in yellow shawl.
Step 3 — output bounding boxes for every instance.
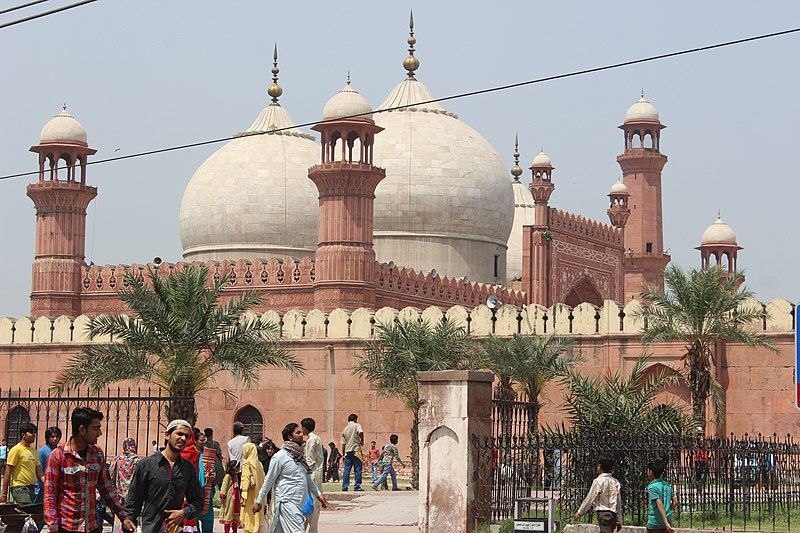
[240,442,265,533]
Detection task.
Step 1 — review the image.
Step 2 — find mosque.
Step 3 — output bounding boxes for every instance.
[4,17,793,446]
[22,20,742,319]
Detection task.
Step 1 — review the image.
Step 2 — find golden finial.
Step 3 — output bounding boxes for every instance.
[267,43,283,105]
[403,10,420,79]
[511,133,523,181]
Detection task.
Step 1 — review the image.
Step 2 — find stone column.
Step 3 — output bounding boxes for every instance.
[418,370,493,533]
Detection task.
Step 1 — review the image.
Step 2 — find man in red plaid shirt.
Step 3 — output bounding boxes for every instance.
[45,407,135,533]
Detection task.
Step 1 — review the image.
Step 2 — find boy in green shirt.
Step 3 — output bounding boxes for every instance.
[646,458,678,533]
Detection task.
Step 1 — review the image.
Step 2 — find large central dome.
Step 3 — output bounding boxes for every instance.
[372,29,513,282]
[179,54,319,261]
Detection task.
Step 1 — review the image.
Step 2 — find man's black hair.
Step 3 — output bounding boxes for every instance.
[71,407,103,437]
[598,457,615,473]
[389,434,399,444]
[19,422,37,438]
[301,418,316,432]
[282,423,299,442]
[233,421,245,435]
[647,457,667,478]
[347,413,358,422]
[204,428,214,438]
[45,427,62,440]
[328,442,336,447]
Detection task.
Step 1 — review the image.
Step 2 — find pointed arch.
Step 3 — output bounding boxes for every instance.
[234,405,264,440]
[563,276,603,308]
[6,405,31,441]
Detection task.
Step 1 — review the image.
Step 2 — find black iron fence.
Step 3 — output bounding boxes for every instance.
[0,388,194,458]
[473,431,800,531]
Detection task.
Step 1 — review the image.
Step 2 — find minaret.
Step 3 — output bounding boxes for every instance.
[607,179,631,229]
[27,105,97,318]
[522,150,555,305]
[697,213,743,286]
[309,77,386,310]
[617,92,670,300]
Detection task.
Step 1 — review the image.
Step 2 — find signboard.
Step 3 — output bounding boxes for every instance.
[514,518,547,532]
[796,313,799,409]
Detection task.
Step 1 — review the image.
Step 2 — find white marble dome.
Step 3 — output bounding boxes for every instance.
[372,77,514,283]
[701,215,737,245]
[506,179,536,281]
[610,180,628,194]
[322,81,373,121]
[625,96,659,123]
[179,102,319,261]
[40,105,87,145]
[531,150,552,168]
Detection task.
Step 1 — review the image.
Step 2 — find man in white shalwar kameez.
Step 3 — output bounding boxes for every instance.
[253,423,327,533]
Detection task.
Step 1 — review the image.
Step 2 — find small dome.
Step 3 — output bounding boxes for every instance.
[625,96,659,123]
[701,215,737,245]
[40,105,87,145]
[322,80,373,121]
[610,180,628,195]
[531,150,552,168]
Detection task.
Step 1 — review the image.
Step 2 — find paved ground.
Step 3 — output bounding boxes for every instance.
[318,490,418,533]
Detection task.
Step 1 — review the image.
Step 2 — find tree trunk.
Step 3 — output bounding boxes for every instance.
[687,342,711,431]
[167,395,197,426]
[410,411,419,490]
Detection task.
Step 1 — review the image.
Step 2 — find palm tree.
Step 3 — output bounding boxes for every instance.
[559,355,688,435]
[483,334,580,434]
[355,318,480,489]
[638,265,776,429]
[52,264,302,424]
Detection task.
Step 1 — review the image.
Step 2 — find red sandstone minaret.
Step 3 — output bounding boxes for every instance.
[697,214,743,288]
[309,78,386,310]
[522,150,555,306]
[27,105,97,318]
[617,93,670,301]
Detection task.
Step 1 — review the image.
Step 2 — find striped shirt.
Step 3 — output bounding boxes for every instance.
[44,439,128,532]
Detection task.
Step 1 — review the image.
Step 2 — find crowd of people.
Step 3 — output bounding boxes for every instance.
[0,410,408,533]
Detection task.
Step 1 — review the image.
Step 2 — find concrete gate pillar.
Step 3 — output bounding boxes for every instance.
[418,370,494,533]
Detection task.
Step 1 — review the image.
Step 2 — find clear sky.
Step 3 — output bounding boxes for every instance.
[1,1,798,317]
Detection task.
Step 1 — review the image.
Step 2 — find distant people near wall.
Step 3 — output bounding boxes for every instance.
[152,440,159,454]
[326,443,341,483]
[371,435,405,491]
[204,428,225,489]
[35,426,61,503]
[367,441,380,481]
[195,429,217,533]
[0,439,7,494]
[109,438,141,523]
[256,436,269,473]
[219,460,241,533]
[302,418,324,533]
[239,442,265,533]
[340,413,364,492]
[228,421,249,469]
[0,422,43,505]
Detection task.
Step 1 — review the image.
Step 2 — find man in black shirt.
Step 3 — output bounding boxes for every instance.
[125,420,203,533]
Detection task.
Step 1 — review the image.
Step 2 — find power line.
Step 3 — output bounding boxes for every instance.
[0,0,53,16]
[0,0,97,30]
[1,25,798,182]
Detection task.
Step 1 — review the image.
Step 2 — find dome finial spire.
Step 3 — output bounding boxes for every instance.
[346,69,351,85]
[403,9,420,79]
[641,88,644,99]
[267,43,283,105]
[511,133,523,181]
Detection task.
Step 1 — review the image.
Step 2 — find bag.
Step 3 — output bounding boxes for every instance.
[302,491,315,516]
[355,446,364,463]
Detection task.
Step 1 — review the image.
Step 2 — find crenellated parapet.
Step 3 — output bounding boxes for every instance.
[549,208,624,248]
[2,298,792,344]
[80,257,317,294]
[374,262,526,309]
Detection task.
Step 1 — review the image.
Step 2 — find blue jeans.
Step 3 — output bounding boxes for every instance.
[371,462,378,481]
[373,464,398,490]
[342,451,362,490]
